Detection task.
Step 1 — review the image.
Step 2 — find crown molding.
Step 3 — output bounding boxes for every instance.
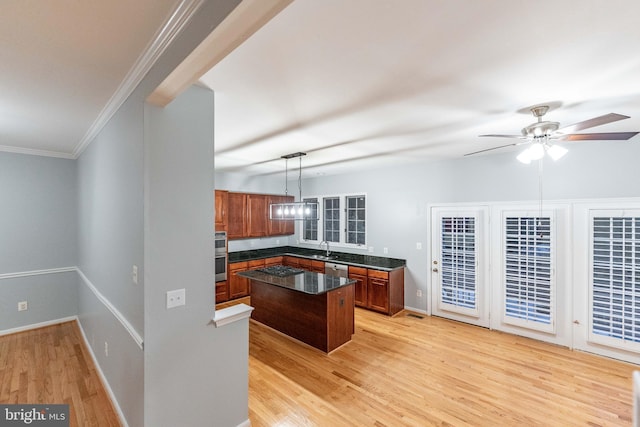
[71,0,207,159]
[0,144,75,159]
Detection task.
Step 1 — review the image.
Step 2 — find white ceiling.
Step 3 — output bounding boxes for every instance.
[3,0,640,175]
[201,0,640,177]
[0,0,180,158]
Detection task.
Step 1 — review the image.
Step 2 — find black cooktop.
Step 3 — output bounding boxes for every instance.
[256,265,305,277]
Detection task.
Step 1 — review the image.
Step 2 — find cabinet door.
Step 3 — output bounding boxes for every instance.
[267,195,296,236]
[310,260,325,273]
[227,193,247,239]
[367,277,389,313]
[228,262,249,299]
[283,195,295,235]
[215,280,229,303]
[283,256,299,267]
[350,273,368,307]
[247,194,268,237]
[298,258,312,271]
[214,190,228,231]
[349,266,368,307]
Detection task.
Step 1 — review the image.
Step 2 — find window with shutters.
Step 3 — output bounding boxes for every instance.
[590,214,640,350]
[503,214,554,333]
[440,216,477,312]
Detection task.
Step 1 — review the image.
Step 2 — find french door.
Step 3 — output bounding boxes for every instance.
[431,207,489,327]
[573,209,640,363]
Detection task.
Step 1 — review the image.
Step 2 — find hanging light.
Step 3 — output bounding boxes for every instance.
[269,152,319,221]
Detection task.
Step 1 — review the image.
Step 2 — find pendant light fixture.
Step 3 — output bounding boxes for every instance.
[269,152,318,221]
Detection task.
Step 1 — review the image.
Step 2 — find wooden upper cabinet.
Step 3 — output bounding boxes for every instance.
[227,192,247,239]
[214,190,228,231]
[247,194,268,237]
[267,195,296,236]
[224,191,294,240]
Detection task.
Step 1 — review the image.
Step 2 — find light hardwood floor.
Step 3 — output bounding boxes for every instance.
[249,307,638,426]
[0,321,121,427]
[3,308,637,426]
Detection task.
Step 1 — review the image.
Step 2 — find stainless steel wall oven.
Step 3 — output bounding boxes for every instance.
[214,231,227,282]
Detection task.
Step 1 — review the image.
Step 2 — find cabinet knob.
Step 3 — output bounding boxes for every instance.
[432,268,438,272]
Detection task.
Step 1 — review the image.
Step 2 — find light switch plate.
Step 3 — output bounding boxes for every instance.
[166,289,186,309]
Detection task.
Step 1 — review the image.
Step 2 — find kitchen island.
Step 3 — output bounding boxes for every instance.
[239,266,355,353]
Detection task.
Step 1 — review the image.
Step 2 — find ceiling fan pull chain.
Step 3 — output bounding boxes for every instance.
[538,156,544,236]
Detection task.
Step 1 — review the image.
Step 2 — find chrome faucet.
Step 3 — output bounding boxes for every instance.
[319,240,331,257]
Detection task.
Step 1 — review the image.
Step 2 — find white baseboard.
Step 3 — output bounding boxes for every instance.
[404,306,428,315]
[0,316,78,337]
[75,319,129,427]
[237,419,251,427]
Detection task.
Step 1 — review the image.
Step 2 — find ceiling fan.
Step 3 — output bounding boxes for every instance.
[467,105,639,163]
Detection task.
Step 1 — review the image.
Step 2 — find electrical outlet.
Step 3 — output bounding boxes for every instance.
[368,246,374,253]
[383,247,388,254]
[417,290,422,297]
[132,265,138,284]
[104,341,109,357]
[416,242,423,250]
[166,289,186,309]
[18,301,28,311]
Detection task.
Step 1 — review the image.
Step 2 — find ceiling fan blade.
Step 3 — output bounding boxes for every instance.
[556,113,629,134]
[479,134,526,139]
[558,131,639,141]
[464,142,523,156]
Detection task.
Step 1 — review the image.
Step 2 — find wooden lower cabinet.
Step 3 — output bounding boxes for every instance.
[283,256,300,267]
[349,266,404,316]
[264,256,283,266]
[310,260,325,273]
[215,280,229,303]
[228,261,249,299]
[348,266,368,307]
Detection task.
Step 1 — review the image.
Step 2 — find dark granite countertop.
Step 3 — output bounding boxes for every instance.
[228,245,406,271]
[238,269,355,295]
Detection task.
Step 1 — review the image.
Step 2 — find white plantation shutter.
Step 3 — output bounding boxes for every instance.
[590,214,640,349]
[503,214,555,333]
[440,216,478,314]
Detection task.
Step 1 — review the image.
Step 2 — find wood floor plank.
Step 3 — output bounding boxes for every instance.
[0,321,121,426]
[249,307,639,426]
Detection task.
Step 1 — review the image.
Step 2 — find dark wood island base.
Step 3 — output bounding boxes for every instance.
[250,279,354,353]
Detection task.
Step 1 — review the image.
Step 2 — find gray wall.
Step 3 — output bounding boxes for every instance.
[76,83,146,426]
[145,85,249,427]
[297,140,640,312]
[0,152,77,330]
[75,1,243,426]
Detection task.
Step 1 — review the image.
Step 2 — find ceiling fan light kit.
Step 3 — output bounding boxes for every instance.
[269,152,319,221]
[516,142,567,164]
[469,104,639,161]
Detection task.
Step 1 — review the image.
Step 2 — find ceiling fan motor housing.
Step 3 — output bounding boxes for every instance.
[522,121,560,137]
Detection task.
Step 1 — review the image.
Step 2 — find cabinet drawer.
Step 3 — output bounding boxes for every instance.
[349,266,367,276]
[264,256,283,266]
[367,269,389,280]
[229,261,248,271]
[248,259,265,269]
